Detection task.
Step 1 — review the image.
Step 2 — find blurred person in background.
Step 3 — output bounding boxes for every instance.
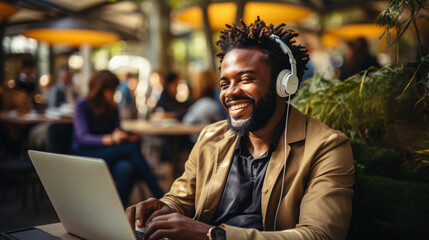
[3,57,37,113]
[152,72,188,120]
[0,57,36,157]
[145,71,164,115]
[28,65,77,150]
[15,57,37,95]
[338,37,381,81]
[183,69,225,142]
[71,70,164,207]
[149,72,190,164]
[117,72,138,119]
[47,64,77,109]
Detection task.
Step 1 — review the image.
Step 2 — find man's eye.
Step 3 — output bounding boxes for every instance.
[220,82,229,89]
[241,76,254,82]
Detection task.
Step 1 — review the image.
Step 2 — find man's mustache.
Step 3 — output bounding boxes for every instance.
[224,96,255,108]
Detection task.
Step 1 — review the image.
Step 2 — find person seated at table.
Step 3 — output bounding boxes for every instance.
[70,70,164,207]
[3,57,36,113]
[28,65,76,151]
[126,17,354,240]
[152,72,188,120]
[150,72,191,164]
[15,56,37,96]
[116,72,138,119]
[183,69,225,142]
[47,64,77,109]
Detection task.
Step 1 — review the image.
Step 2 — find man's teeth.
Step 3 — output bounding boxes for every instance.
[230,103,249,111]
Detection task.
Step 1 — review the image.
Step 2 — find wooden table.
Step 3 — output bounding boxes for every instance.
[0,111,73,124]
[121,119,205,136]
[121,119,206,182]
[0,111,73,157]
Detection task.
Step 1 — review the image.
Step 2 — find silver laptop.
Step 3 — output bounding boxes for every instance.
[28,150,143,240]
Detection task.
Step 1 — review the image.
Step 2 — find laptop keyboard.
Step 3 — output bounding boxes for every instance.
[134,227,171,240]
[135,229,144,240]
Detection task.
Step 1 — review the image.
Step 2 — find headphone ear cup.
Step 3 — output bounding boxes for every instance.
[276,69,291,97]
[285,74,299,96]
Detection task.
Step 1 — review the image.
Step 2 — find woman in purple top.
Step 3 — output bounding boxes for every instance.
[70,70,164,207]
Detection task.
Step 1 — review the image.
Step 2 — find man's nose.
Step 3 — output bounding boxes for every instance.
[224,83,240,98]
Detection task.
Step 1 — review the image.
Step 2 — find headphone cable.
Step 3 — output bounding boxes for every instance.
[273,95,291,231]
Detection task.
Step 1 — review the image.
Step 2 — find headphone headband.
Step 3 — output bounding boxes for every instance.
[270,34,297,77]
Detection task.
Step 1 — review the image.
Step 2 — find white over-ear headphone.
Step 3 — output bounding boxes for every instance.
[270,34,297,231]
[270,34,299,98]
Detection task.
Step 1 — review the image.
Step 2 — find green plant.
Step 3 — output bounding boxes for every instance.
[350,139,403,179]
[292,61,428,149]
[376,0,428,52]
[413,135,429,180]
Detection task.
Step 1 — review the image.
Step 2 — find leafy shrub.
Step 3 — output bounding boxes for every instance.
[292,61,428,149]
[351,139,403,179]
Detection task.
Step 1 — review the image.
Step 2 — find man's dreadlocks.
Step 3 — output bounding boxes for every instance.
[216,17,309,88]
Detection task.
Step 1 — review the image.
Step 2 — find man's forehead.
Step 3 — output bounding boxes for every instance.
[225,47,265,57]
[222,48,267,66]
[220,48,269,74]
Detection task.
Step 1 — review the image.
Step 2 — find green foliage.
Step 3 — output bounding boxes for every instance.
[376,0,428,47]
[413,135,429,180]
[351,139,403,179]
[292,61,428,148]
[349,174,429,239]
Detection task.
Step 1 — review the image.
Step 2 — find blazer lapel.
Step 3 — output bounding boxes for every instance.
[196,130,238,223]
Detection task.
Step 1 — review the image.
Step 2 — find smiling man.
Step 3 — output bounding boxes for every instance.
[126,17,354,240]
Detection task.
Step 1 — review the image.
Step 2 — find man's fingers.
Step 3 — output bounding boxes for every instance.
[134,202,146,228]
[125,205,136,232]
[141,199,160,225]
[144,218,174,240]
[125,198,166,235]
[145,206,173,226]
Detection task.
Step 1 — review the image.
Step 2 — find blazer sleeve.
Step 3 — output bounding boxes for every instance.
[221,132,355,240]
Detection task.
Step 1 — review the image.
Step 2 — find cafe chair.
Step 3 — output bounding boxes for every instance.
[0,156,39,211]
[0,124,40,211]
[0,122,73,211]
[45,122,73,154]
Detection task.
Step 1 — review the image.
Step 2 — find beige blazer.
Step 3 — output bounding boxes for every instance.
[161,106,355,240]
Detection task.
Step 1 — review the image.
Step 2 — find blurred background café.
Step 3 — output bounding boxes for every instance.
[0,0,428,237]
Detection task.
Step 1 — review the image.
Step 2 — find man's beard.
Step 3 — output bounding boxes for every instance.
[227,89,277,135]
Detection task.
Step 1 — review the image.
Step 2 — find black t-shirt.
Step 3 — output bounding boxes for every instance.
[210,117,285,230]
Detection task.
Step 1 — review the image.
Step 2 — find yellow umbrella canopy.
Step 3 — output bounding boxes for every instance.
[326,23,392,40]
[173,1,313,30]
[0,1,18,19]
[22,17,120,47]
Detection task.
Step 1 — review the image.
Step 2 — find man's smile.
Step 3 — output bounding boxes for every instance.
[225,97,254,118]
[229,102,251,119]
[230,103,250,111]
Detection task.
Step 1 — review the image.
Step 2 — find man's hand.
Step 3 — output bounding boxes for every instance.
[145,212,212,240]
[125,198,176,232]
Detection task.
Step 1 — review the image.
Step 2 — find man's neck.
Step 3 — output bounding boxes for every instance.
[246,100,286,158]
